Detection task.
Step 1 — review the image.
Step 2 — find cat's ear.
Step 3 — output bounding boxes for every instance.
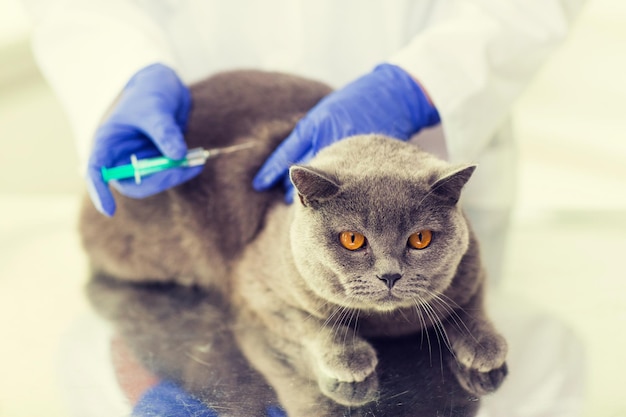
[289,166,340,207]
[430,165,476,205]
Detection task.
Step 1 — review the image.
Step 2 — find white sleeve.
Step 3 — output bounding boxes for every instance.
[23,0,178,171]
[389,0,587,163]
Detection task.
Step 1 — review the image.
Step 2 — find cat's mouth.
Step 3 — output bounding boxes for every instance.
[348,286,416,311]
[378,292,402,302]
[371,292,414,311]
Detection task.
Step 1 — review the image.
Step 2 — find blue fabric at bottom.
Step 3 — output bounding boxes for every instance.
[266,405,288,417]
[133,381,287,417]
[133,381,219,417]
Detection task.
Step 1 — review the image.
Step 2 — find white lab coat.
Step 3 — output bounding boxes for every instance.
[24,0,586,277]
[24,1,588,415]
[24,0,585,203]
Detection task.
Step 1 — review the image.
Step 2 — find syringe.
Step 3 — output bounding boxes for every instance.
[101,142,255,184]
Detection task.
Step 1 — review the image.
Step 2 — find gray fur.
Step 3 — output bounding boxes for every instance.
[82,70,507,417]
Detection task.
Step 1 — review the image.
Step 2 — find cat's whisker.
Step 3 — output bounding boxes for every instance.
[342,308,358,349]
[429,291,480,344]
[319,311,334,330]
[329,309,343,346]
[412,297,433,365]
[352,309,361,341]
[326,298,354,346]
[435,291,478,320]
[321,296,350,328]
[429,305,454,355]
[420,301,451,373]
[303,298,335,323]
[335,306,349,338]
[324,306,344,334]
[427,292,474,340]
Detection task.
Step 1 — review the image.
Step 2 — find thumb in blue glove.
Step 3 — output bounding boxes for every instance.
[86,63,202,216]
[252,63,440,203]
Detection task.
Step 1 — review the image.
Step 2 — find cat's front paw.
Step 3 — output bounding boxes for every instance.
[313,335,379,405]
[316,338,378,383]
[450,332,508,395]
[455,331,507,372]
[452,360,508,396]
[318,371,379,407]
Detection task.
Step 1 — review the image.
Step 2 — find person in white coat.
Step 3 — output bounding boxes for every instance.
[25,0,587,279]
[23,1,588,416]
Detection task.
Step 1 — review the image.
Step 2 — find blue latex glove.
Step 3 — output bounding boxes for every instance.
[252,63,441,202]
[86,63,202,216]
[132,381,286,417]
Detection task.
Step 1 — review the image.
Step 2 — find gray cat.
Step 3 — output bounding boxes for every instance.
[82,70,508,417]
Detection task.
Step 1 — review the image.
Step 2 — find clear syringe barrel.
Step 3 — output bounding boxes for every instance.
[101,147,208,183]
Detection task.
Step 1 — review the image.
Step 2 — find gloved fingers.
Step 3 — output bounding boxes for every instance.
[111,165,203,199]
[86,165,116,217]
[252,121,313,191]
[104,64,191,161]
[92,123,150,163]
[133,112,188,160]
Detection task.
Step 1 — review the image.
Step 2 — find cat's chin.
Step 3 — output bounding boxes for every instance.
[366,294,414,312]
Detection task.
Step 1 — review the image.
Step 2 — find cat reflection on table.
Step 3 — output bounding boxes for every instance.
[83,70,507,417]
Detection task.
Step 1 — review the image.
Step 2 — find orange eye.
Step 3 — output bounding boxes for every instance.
[408,230,433,249]
[339,231,366,251]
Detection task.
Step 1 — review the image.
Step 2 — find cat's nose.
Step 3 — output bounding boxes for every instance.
[378,273,402,289]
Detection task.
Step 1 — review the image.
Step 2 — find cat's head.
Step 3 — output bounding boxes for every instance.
[289,135,476,312]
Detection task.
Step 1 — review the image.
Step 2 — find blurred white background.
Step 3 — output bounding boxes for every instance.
[0,1,625,416]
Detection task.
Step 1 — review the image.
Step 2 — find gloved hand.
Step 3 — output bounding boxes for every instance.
[86,63,202,216]
[252,63,440,202]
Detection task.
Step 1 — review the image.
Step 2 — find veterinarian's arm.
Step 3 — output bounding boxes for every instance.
[253,63,441,202]
[23,0,200,216]
[388,0,588,163]
[23,0,178,169]
[254,0,587,201]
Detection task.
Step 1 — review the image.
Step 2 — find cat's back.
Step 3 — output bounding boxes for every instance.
[80,70,332,288]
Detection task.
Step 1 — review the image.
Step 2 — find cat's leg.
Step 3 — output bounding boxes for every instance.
[285,308,379,406]
[234,307,379,410]
[305,326,380,406]
[233,320,368,417]
[438,289,508,396]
